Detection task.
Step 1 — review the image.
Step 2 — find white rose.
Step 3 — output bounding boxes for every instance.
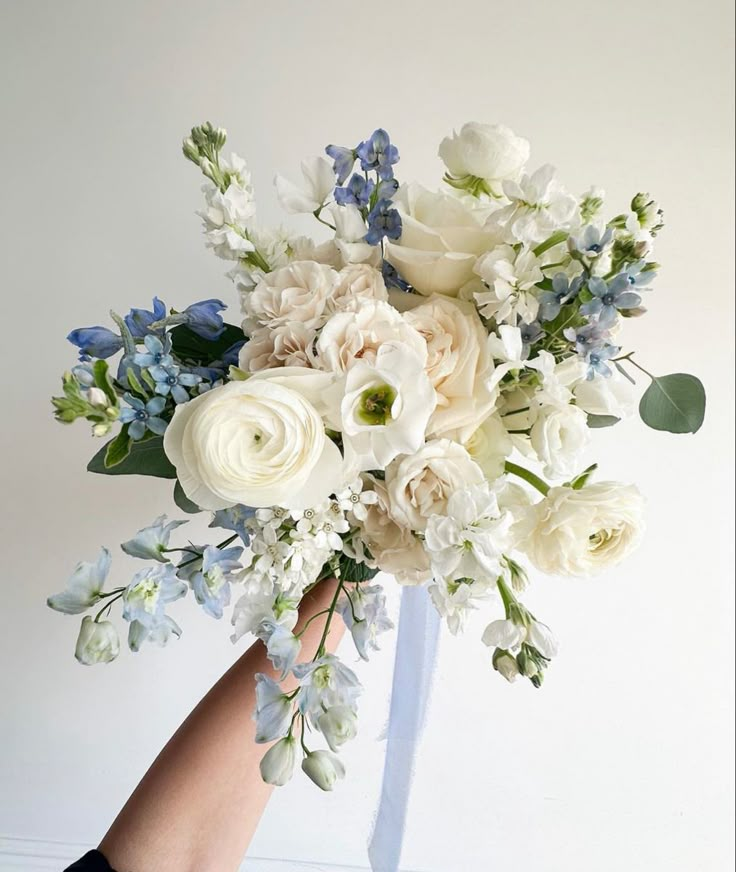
[340,342,436,472]
[464,412,512,481]
[385,439,484,532]
[331,263,388,311]
[573,368,637,419]
[243,261,339,333]
[75,616,120,665]
[316,300,426,374]
[384,183,495,297]
[163,375,343,510]
[521,482,645,577]
[404,294,496,441]
[357,475,432,585]
[439,122,530,196]
[239,323,318,371]
[530,403,591,480]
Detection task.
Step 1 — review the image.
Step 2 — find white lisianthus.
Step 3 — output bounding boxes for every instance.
[274,156,335,214]
[521,482,645,577]
[243,261,340,333]
[331,263,389,311]
[340,342,436,472]
[163,375,344,510]
[473,245,544,324]
[260,736,297,786]
[573,367,637,419]
[302,750,346,791]
[385,439,484,532]
[404,294,496,441]
[239,323,318,371]
[355,475,432,585]
[384,184,496,296]
[464,413,513,481]
[74,616,120,665]
[439,122,530,196]
[530,403,591,479]
[317,705,358,753]
[316,300,426,374]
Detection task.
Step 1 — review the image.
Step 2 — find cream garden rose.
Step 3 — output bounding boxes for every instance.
[331,263,388,311]
[385,439,484,532]
[163,373,343,510]
[239,323,317,371]
[521,482,645,577]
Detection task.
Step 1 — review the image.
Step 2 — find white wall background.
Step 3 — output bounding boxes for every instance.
[1,1,733,870]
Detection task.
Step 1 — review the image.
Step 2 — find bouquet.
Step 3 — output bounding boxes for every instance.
[48,121,705,791]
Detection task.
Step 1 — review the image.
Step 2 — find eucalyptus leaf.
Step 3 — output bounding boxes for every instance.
[587,414,620,429]
[174,480,202,514]
[104,427,132,468]
[639,373,706,434]
[88,436,177,478]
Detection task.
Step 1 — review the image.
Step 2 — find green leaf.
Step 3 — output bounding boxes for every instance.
[92,360,117,405]
[88,436,177,478]
[587,414,620,429]
[339,554,379,583]
[170,322,246,366]
[174,480,202,514]
[567,463,598,490]
[125,367,147,397]
[104,427,132,468]
[639,373,706,434]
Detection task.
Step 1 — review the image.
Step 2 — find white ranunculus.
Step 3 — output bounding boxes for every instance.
[163,375,344,510]
[243,261,340,333]
[384,184,496,297]
[385,439,484,532]
[439,122,530,196]
[573,367,637,419]
[340,342,436,472]
[316,300,426,374]
[464,412,513,481]
[274,156,335,214]
[404,294,496,441]
[74,616,120,665]
[521,482,645,577]
[357,475,432,585]
[530,403,591,479]
[331,263,388,311]
[239,323,318,371]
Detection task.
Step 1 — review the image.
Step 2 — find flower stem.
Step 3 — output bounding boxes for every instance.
[504,461,550,496]
[314,574,344,659]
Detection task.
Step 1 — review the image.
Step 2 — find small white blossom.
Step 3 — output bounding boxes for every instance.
[336,478,379,522]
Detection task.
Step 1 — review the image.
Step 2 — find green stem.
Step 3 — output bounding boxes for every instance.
[313,207,336,231]
[314,574,344,659]
[177,534,237,570]
[614,352,654,380]
[497,576,515,616]
[504,461,550,496]
[295,609,331,639]
[533,230,569,258]
[93,591,124,623]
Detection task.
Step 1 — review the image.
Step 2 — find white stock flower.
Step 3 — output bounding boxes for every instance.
[260,736,297,786]
[316,300,426,374]
[486,325,527,393]
[340,342,436,472]
[521,482,645,577]
[464,412,513,481]
[530,403,590,480]
[482,617,558,659]
[163,375,344,510]
[317,706,358,753]
[404,294,496,441]
[254,673,293,743]
[302,750,346,791]
[488,164,578,245]
[243,261,340,333]
[355,475,432,585]
[275,156,335,213]
[473,245,544,324]
[439,122,530,195]
[198,154,256,261]
[385,439,484,532]
[238,323,318,372]
[74,616,120,665]
[384,184,495,296]
[429,575,494,635]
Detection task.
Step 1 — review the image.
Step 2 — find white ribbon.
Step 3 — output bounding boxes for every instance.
[368,585,441,872]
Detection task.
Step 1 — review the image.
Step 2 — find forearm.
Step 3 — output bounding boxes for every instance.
[100,579,344,872]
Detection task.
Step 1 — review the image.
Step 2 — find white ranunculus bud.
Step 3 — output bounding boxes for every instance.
[521,482,645,577]
[439,122,530,196]
[317,705,358,752]
[259,736,297,786]
[301,749,346,791]
[74,616,120,665]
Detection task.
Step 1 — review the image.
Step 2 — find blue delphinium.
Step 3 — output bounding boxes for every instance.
[124,297,167,339]
[183,299,226,340]
[334,173,375,208]
[220,340,246,367]
[67,327,124,361]
[356,129,400,180]
[122,563,187,652]
[382,261,410,291]
[325,144,356,185]
[580,277,641,326]
[365,199,402,246]
[119,394,168,440]
[538,273,583,322]
[150,364,202,403]
[186,545,244,620]
[121,515,188,562]
[210,504,255,544]
[133,334,174,369]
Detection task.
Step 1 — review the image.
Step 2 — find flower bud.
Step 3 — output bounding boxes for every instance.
[75,616,120,665]
[301,750,346,792]
[317,706,358,753]
[259,736,296,787]
[492,648,520,683]
[87,387,109,408]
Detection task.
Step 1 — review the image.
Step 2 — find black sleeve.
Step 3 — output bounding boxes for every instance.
[64,849,117,872]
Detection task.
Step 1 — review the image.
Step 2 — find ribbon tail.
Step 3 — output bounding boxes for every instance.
[368,584,441,872]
